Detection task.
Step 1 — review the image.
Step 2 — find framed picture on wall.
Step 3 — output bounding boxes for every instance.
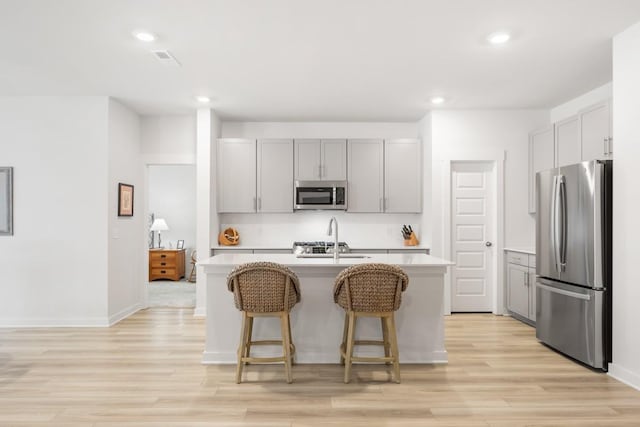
[118,183,134,217]
[177,240,184,250]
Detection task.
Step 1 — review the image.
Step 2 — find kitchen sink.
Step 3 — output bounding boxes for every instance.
[295,254,370,259]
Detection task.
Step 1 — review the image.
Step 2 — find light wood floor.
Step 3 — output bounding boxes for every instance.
[1,309,639,426]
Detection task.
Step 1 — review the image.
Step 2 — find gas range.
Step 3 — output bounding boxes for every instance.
[292,241,350,255]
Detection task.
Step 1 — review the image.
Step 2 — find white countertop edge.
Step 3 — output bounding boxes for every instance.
[211,245,431,251]
[503,247,536,255]
[199,253,454,269]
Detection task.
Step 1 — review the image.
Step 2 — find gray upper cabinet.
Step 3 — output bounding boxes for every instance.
[555,115,581,167]
[294,139,346,181]
[257,139,293,213]
[217,138,257,213]
[528,125,555,214]
[580,100,612,161]
[385,139,422,213]
[347,139,384,212]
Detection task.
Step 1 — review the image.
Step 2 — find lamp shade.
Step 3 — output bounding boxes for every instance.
[150,218,169,232]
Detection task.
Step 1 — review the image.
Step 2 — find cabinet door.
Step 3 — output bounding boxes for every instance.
[384,139,421,213]
[217,139,256,213]
[294,139,321,180]
[528,267,536,322]
[321,139,347,180]
[507,262,529,319]
[528,126,555,213]
[347,139,383,212]
[555,116,581,167]
[257,139,293,212]
[580,100,611,161]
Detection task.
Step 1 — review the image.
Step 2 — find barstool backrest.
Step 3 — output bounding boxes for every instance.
[333,263,409,312]
[227,262,301,313]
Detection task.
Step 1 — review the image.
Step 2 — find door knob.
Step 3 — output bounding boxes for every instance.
[485,241,493,247]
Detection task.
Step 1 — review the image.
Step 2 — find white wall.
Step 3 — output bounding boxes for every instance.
[431,110,549,257]
[219,212,422,248]
[0,96,110,326]
[141,115,196,164]
[195,109,221,316]
[417,113,432,248]
[609,21,640,390]
[107,99,144,324]
[148,165,196,252]
[221,121,419,139]
[550,82,612,123]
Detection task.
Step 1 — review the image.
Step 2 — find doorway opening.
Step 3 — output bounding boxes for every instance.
[147,164,197,308]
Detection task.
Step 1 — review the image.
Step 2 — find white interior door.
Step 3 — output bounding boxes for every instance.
[451,162,495,312]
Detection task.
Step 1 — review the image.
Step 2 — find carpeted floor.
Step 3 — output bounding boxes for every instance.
[147,280,196,307]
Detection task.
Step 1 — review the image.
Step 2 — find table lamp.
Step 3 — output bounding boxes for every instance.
[150,218,169,248]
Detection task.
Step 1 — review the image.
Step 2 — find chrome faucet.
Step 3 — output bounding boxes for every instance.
[326,216,339,260]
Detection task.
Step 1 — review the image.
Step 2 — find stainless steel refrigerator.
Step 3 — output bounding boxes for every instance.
[535,160,612,371]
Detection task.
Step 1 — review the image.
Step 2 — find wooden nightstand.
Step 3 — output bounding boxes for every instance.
[149,249,186,281]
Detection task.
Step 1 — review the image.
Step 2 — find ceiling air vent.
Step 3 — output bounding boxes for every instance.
[150,50,181,67]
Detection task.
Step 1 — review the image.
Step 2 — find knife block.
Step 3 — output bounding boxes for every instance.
[404,232,419,246]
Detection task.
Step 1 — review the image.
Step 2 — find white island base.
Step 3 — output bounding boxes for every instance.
[199,253,453,364]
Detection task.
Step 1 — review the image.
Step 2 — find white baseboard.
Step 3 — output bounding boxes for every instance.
[608,363,640,391]
[109,303,143,326]
[0,317,110,327]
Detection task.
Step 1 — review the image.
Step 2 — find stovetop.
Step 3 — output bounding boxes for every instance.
[292,241,350,254]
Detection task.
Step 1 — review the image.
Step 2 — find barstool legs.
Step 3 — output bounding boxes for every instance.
[341,311,401,384]
[343,311,356,383]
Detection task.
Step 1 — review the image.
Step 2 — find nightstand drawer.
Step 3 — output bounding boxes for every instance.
[151,259,175,268]
[150,251,178,262]
[151,267,177,277]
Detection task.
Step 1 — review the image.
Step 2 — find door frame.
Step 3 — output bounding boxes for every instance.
[442,150,505,315]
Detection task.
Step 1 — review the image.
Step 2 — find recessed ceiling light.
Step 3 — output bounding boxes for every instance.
[487,31,510,45]
[196,96,211,104]
[132,30,156,42]
[430,96,445,105]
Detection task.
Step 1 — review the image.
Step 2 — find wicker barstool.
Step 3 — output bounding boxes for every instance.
[333,263,409,383]
[227,262,301,384]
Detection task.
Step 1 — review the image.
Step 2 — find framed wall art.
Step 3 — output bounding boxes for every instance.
[177,239,185,250]
[118,183,134,217]
[0,167,13,235]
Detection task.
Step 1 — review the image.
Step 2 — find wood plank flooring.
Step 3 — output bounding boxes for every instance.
[1,309,639,426]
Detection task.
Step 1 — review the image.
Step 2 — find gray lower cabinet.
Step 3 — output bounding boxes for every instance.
[505,250,536,325]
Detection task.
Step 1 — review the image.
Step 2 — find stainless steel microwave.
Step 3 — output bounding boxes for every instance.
[294,180,347,210]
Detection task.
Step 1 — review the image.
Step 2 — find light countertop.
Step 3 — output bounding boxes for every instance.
[211,244,430,251]
[503,247,536,255]
[199,253,453,269]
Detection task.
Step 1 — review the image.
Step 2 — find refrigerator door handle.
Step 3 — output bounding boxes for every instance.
[551,175,560,272]
[558,175,567,272]
[537,282,591,301]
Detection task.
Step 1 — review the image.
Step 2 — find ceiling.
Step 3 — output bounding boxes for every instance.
[1,0,640,121]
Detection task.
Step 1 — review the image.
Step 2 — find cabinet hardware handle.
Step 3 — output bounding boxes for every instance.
[161,254,166,258]
[604,138,608,155]
[318,165,322,178]
[253,197,257,211]
[257,197,261,211]
[161,262,166,266]
[525,272,529,285]
[608,137,612,155]
[161,270,166,274]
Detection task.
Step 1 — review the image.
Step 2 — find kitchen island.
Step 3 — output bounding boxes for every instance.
[199,253,454,364]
